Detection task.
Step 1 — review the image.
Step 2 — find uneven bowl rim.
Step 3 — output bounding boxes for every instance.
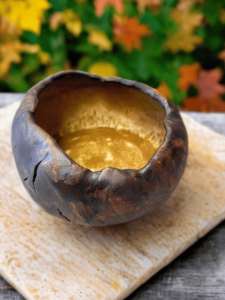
[29,70,172,173]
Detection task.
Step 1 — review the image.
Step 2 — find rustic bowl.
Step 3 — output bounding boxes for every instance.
[11,71,188,226]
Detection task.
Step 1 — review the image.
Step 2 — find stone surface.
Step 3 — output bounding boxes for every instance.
[183,111,225,137]
[0,93,25,108]
[126,221,225,300]
[0,99,225,300]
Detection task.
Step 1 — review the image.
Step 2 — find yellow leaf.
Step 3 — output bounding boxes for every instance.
[88,62,117,77]
[64,9,82,36]
[0,1,10,16]
[171,9,203,31]
[219,9,225,23]
[50,9,82,37]
[164,8,203,52]
[0,0,51,35]
[27,0,51,10]
[3,1,26,25]
[66,20,82,36]
[0,59,12,78]
[38,52,52,65]
[135,0,162,13]
[19,8,42,35]
[20,43,40,53]
[88,29,112,51]
[0,40,39,78]
[50,12,64,31]
[177,0,204,10]
[164,31,203,52]
[0,17,22,38]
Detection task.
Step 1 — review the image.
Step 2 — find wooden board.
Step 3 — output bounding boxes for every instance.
[0,102,225,300]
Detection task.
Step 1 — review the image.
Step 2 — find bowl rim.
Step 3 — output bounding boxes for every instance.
[29,70,172,173]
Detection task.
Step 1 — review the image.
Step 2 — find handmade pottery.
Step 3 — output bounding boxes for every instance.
[11,71,188,226]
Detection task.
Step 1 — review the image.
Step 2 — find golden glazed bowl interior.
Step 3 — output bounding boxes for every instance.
[11,71,188,226]
[35,75,166,172]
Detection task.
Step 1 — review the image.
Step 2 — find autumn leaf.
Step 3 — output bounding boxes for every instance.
[50,9,82,37]
[164,8,203,52]
[196,69,225,100]
[135,0,162,13]
[183,95,225,112]
[95,0,124,17]
[219,9,225,23]
[88,62,117,77]
[171,9,203,31]
[218,49,225,62]
[164,32,203,52]
[183,68,225,112]
[156,82,172,99]
[0,17,21,39]
[38,52,51,65]
[0,41,39,78]
[177,0,205,11]
[178,62,200,90]
[113,16,152,52]
[182,96,204,111]
[88,29,112,51]
[50,12,64,30]
[0,0,51,35]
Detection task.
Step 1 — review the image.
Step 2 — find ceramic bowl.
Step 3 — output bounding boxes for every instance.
[11,71,188,226]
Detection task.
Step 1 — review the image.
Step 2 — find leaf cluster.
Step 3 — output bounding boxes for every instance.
[0,0,225,110]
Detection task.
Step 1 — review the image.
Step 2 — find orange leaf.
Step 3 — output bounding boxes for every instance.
[156,82,172,99]
[218,49,225,62]
[178,62,200,90]
[113,16,151,52]
[95,0,124,17]
[183,96,225,112]
[183,96,203,111]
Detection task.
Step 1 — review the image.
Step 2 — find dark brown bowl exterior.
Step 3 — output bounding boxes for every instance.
[11,71,188,226]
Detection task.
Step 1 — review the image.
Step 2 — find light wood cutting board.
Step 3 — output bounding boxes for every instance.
[0,102,225,300]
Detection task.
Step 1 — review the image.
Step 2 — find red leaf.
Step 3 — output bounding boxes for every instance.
[183,68,225,112]
[196,69,225,100]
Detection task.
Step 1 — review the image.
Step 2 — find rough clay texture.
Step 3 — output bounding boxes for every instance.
[11,72,188,226]
[0,102,225,300]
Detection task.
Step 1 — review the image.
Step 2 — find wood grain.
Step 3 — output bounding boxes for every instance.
[1,96,225,300]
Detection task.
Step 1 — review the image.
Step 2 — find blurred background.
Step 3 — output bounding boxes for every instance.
[0,0,225,111]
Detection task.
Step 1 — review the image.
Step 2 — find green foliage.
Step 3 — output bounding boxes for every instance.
[0,0,225,109]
